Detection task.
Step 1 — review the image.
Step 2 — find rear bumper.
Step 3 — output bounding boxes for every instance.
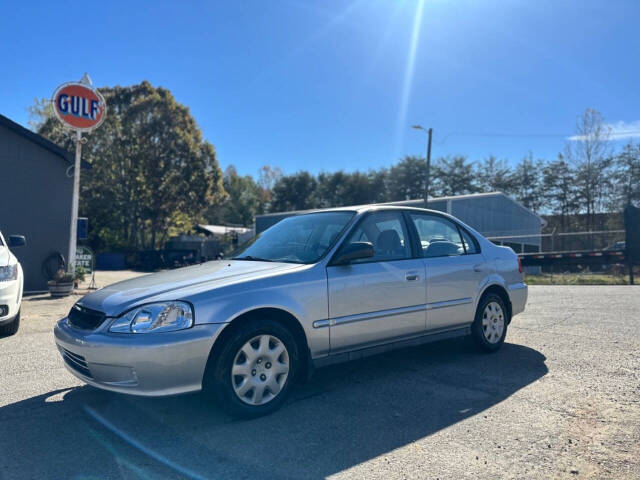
[508,282,528,317]
[54,318,226,396]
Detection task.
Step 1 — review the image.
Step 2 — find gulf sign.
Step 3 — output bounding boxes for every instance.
[52,82,106,132]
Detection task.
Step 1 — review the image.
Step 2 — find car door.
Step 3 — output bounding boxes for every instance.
[326,210,427,353]
[407,212,485,332]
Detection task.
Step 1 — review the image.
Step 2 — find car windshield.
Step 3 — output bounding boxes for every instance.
[233,211,355,264]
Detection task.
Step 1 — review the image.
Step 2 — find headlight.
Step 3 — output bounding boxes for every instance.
[109,301,194,333]
[0,264,17,282]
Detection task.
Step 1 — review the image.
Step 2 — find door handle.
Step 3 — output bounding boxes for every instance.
[473,264,484,272]
[406,273,419,281]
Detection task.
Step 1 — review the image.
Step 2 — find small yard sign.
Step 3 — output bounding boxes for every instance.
[75,245,94,274]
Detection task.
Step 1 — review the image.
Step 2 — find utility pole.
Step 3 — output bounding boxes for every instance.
[412,125,433,207]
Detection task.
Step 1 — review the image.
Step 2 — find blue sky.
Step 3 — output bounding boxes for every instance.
[2,1,639,176]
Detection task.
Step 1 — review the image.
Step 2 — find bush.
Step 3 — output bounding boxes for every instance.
[53,269,74,283]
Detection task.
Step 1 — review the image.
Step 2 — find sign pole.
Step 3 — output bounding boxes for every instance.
[68,129,82,271]
[52,73,106,274]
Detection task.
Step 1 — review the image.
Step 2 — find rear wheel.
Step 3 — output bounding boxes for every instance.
[471,294,507,352]
[204,318,299,418]
[0,310,20,337]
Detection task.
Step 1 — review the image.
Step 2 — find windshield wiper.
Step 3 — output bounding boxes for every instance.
[232,255,275,262]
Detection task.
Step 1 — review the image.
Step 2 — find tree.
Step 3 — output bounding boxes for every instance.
[511,153,544,213]
[344,171,380,205]
[257,165,283,191]
[27,97,54,131]
[613,142,640,209]
[432,155,479,197]
[256,165,283,213]
[387,156,427,201]
[367,168,389,204]
[541,154,578,228]
[270,171,318,212]
[36,81,226,251]
[207,166,262,227]
[475,156,515,194]
[564,108,613,230]
[316,171,379,208]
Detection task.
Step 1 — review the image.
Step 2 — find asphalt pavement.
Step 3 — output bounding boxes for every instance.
[0,275,638,479]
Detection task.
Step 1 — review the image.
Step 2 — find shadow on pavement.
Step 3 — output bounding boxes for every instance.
[0,338,547,479]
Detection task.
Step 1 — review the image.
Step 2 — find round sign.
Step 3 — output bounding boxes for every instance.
[52,82,106,132]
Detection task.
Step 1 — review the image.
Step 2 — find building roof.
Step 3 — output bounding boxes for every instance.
[0,114,91,169]
[256,192,544,223]
[378,192,544,223]
[196,224,253,236]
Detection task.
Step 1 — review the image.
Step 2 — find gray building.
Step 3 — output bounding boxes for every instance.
[0,114,86,292]
[255,192,544,253]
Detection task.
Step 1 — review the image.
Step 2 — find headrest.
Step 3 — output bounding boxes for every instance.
[424,241,461,257]
[377,229,402,252]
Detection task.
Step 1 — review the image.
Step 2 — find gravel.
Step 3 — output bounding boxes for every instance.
[0,272,638,479]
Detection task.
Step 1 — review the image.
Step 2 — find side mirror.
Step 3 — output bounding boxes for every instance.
[333,242,374,265]
[8,235,26,248]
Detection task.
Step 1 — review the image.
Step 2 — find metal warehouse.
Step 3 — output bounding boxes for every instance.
[0,114,86,292]
[255,192,544,253]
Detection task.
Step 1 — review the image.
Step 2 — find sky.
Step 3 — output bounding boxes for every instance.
[2,0,639,177]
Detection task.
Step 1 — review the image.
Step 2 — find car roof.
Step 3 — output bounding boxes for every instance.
[295,205,484,239]
[295,204,447,216]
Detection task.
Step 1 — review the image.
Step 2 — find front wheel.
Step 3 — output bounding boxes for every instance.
[204,318,299,418]
[471,294,508,352]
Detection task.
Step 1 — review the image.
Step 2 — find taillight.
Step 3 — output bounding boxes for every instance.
[518,256,523,274]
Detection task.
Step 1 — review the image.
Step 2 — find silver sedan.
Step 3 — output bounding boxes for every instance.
[54,206,527,417]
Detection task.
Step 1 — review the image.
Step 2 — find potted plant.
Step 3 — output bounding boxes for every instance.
[48,269,75,298]
[74,265,86,288]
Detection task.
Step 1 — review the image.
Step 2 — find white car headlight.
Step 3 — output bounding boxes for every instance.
[0,264,18,282]
[109,301,194,333]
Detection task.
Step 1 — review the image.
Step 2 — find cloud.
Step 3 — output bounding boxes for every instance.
[568,120,640,141]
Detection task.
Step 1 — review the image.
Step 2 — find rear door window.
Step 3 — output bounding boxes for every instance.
[408,213,464,258]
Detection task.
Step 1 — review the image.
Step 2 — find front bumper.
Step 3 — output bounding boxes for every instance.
[508,282,528,317]
[54,318,226,396]
[0,279,21,325]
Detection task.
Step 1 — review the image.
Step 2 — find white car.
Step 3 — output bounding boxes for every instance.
[0,230,25,336]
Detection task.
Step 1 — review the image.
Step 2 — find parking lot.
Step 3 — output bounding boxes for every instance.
[0,272,638,479]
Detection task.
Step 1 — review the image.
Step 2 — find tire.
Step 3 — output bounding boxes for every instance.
[0,310,20,337]
[203,318,299,418]
[471,294,508,352]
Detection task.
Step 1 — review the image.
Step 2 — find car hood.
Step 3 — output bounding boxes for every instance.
[76,260,302,317]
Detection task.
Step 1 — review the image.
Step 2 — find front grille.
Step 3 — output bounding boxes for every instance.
[61,348,93,378]
[68,305,106,330]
